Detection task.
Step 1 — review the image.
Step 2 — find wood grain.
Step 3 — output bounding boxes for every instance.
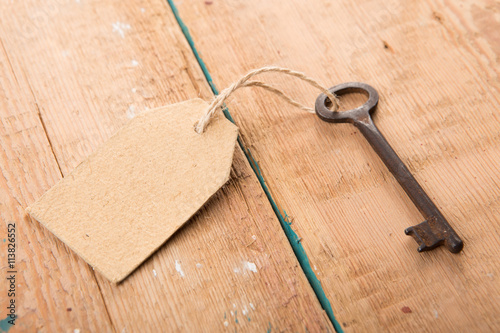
[0,0,333,331]
[0,26,113,332]
[174,0,500,331]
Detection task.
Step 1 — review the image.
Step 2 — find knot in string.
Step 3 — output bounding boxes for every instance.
[195,66,339,133]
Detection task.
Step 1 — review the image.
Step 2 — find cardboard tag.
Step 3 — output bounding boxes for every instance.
[27,99,238,283]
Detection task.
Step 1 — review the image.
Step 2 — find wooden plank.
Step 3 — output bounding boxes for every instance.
[174,0,500,331]
[438,0,500,76]
[0,32,113,331]
[0,0,334,331]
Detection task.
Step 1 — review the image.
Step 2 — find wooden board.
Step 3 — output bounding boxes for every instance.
[174,0,500,331]
[0,24,113,332]
[0,0,334,331]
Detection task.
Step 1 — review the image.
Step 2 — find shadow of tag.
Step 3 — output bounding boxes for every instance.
[27,99,238,283]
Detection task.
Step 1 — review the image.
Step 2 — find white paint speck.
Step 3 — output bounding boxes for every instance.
[121,328,126,333]
[131,87,137,93]
[62,50,70,58]
[75,0,80,3]
[175,260,185,277]
[223,320,229,327]
[244,261,258,273]
[196,263,202,268]
[74,330,80,333]
[487,273,494,279]
[112,21,131,38]
[249,303,255,310]
[251,235,257,240]
[126,105,136,119]
[140,7,146,13]
[433,309,438,319]
[152,269,157,277]
[234,261,258,274]
[230,311,234,316]
[314,265,318,270]
[233,303,236,308]
[242,306,248,315]
[131,59,139,67]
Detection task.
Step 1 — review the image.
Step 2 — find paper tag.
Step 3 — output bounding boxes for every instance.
[27,99,238,283]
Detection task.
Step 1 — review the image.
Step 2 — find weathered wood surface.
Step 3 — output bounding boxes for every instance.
[0,0,334,331]
[0,22,114,332]
[175,0,500,331]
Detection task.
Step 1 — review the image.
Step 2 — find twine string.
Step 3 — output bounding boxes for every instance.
[195,66,339,133]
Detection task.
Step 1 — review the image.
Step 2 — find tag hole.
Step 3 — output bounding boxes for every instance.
[193,122,201,134]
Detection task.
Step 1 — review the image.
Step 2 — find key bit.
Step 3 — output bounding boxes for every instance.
[315,82,463,253]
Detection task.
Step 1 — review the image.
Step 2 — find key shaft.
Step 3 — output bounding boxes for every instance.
[355,116,463,253]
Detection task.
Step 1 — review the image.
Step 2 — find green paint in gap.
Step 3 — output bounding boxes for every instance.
[167,0,218,94]
[0,316,13,332]
[3,239,5,242]
[267,322,272,333]
[166,0,237,125]
[246,150,343,333]
[166,1,343,332]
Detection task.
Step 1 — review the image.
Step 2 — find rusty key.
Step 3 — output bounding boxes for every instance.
[315,82,463,253]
